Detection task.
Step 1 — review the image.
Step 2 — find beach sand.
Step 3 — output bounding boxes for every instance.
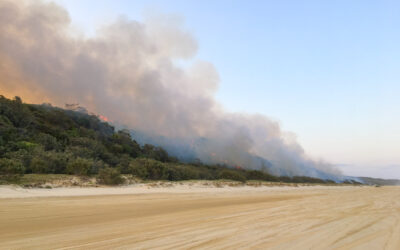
[1,185,399,249]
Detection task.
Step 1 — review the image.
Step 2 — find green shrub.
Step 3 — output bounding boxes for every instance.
[16,141,38,151]
[29,151,69,174]
[291,176,327,184]
[128,158,169,180]
[4,149,33,172]
[142,144,170,162]
[144,159,167,180]
[90,160,108,175]
[278,176,292,183]
[219,170,247,182]
[34,133,60,151]
[246,170,277,181]
[66,157,93,175]
[165,165,200,181]
[97,167,124,185]
[116,154,132,174]
[46,152,69,174]
[128,160,148,179]
[65,145,96,159]
[0,158,25,181]
[111,131,141,158]
[30,156,49,173]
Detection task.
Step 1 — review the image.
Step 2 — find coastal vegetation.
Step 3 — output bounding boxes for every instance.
[0,95,338,185]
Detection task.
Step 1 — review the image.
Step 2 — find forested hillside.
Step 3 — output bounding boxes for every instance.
[0,95,335,185]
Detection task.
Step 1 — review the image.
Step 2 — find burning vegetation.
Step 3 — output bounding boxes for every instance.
[0,0,342,180]
[0,96,342,185]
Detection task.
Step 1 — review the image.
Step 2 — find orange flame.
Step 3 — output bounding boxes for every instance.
[99,115,109,122]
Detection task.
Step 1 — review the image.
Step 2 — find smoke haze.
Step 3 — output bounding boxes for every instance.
[0,0,341,178]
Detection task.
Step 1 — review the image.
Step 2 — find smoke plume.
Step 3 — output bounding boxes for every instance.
[0,0,341,178]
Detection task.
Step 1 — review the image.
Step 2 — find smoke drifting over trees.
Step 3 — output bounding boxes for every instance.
[0,0,341,178]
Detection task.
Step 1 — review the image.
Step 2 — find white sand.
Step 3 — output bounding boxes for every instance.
[0,183,352,198]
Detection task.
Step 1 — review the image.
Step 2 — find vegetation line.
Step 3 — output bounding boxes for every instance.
[0,95,350,185]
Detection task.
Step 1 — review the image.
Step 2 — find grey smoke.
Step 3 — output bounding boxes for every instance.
[0,0,341,179]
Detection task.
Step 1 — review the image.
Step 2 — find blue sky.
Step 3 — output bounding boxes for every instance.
[53,0,400,178]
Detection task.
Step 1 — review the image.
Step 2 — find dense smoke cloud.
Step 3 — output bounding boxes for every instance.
[0,0,341,178]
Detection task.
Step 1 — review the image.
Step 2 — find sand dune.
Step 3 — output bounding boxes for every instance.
[0,185,399,249]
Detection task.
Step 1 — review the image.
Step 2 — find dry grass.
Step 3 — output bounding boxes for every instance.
[2,174,364,190]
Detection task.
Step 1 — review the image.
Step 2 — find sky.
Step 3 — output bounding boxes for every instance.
[52,0,400,179]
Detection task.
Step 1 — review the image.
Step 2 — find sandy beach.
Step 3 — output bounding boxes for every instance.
[1,185,399,249]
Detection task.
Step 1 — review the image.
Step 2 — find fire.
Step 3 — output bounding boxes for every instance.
[98,115,109,122]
